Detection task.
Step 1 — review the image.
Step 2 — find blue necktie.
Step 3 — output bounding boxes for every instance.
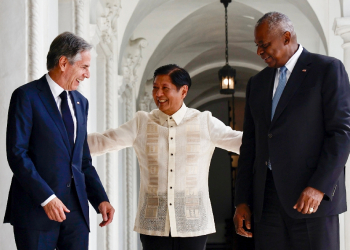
[60,91,74,152]
[271,66,288,120]
[268,66,287,170]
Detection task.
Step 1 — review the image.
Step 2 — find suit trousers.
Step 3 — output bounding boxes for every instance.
[14,183,89,250]
[254,169,339,250]
[140,233,208,250]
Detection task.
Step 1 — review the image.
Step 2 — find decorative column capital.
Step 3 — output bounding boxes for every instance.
[122,38,148,88]
[76,0,84,6]
[138,79,156,112]
[333,17,350,48]
[98,2,121,45]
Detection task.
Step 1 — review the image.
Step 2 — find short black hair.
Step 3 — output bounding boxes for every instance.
[46,32,92,71]
[153,64,191,90]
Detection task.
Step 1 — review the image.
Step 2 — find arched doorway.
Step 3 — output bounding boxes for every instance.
[195,96,254,250]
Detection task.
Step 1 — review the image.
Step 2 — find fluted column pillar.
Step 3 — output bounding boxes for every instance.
[75,0,85,37]
[122,86,136,250]
[28,0,44,81]
[75,0,90,98]
[105,55,118,250]
[334,16,350,250]
[120,36,148,250]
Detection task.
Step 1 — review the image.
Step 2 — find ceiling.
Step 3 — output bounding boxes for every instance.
[118,0,329,107]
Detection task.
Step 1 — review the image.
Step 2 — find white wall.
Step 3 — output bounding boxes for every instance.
[0,1,28,248]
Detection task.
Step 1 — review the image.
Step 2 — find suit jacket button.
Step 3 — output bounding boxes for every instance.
[265,161,268,165]
[268,134,273,138]
[67,183,71,187]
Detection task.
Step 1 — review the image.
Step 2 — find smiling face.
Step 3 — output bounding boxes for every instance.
[254,21,291,68]
[59,50,91,91]
[152,75,188,116]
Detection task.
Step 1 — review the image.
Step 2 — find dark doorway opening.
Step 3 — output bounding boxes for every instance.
[197,97,254,250]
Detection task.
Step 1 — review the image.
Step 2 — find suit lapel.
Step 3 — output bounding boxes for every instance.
[263,68,276,126]
[37,76,72,156]
[271,49,311,127]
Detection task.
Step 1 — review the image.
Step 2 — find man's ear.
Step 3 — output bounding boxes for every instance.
[181,85,189,99]
[58,56,68,72]
[284,31,291,45]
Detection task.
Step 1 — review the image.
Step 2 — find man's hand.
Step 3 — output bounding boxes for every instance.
[293,187,324,214]
[43,197,70,222]
[233,203,253,238]
[98,201,115,227]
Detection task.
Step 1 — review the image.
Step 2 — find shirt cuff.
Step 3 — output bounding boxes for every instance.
[41,194,56,207]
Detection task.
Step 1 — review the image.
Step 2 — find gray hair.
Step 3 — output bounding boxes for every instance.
[46,32,92,71]
[256,12,295,37]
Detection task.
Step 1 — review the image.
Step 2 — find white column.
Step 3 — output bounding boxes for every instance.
[334,17,350,72]
[122,86,136,250]
[75,0,90,98]
[334,16,350,250]
[120,35,148,250]
[75,0,85,37]
[28,0,45,81]
[0,0,28,248]
[105,55,118,250]
[96,3,122,249]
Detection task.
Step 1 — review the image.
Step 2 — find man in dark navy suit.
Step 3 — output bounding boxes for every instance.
[4,32,115,250]
[234,12,350,249]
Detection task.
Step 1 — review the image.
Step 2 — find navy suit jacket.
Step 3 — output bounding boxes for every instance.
[4,75,109,230]
[235,49,350,222]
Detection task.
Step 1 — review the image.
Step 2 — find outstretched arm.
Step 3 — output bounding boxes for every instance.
[207,112,243,154]
[87,113,139,156]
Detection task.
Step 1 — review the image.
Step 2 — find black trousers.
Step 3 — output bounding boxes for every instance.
[254,169,339,250]
[14,183,88,250]
[140,233,208,250]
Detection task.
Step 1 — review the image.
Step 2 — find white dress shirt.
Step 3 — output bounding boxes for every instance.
[41,74,77,207]
[88,103,242,237]
[272,44,303,97]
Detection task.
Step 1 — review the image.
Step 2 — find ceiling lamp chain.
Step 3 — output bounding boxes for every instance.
[219,0,236,94]
[225,4,229,65]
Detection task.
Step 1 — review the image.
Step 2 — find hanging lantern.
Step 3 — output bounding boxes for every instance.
[219,64,236,94]
[218,0,236,94]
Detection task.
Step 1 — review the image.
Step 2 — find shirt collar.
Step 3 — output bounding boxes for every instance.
[158,103,188,126]
[46,73,65,99]
[282,44,303,73]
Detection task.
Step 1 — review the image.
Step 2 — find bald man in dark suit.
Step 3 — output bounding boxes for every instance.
[234,12,350,250]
